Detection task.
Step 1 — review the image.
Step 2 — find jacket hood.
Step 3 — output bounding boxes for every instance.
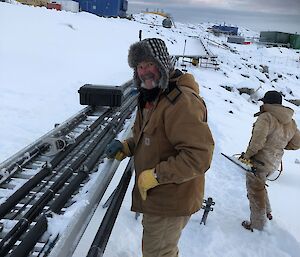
[260,104,294,124]
[128,38,174,90]
[170,73,200,95]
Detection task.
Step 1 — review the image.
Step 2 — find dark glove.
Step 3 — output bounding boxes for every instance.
[105,140,125,160]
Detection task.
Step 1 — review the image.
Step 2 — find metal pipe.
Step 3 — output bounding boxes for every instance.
[86,159,133,257]
[4,97,136,256]
[0,106,92,170]
[0,109,111,217]
[9,215,48,257]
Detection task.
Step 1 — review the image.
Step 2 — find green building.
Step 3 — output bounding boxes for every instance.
[290,34,300,49]
[259,31,300,49]
[260,31,290,44]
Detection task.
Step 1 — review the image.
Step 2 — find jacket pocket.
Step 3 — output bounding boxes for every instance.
[140,122,161,161]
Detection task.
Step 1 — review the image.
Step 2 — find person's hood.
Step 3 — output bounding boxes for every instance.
[257,104,294,124]
[170,72,200,95]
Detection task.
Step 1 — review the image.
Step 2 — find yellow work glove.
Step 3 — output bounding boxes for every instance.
[238,153,253,167]
[239,157,253,166]
[138,168,159,201]
[114,151,125,161]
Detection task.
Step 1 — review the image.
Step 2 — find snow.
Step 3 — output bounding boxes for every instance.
[1,2,300,256]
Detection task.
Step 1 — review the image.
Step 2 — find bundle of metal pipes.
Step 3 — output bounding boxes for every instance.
[0,81,137,257]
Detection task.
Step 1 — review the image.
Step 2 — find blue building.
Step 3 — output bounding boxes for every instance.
[212,25,238,35]
[75,0,128,17]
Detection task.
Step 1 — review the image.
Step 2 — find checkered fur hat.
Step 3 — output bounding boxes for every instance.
[128,38,174,90]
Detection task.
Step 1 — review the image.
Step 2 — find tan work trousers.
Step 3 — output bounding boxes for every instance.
[246,168,272,230]
[142,214,190,257]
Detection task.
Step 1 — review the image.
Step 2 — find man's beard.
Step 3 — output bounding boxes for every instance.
[140,80,159,89]
[140,73,159,89]
[138,72,160,104]
[139,86,160,103]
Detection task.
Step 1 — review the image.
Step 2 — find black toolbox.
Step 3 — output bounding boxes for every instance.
[78,84,124,107]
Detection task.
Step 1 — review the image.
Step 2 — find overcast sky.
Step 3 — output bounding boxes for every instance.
[128,0,300,33]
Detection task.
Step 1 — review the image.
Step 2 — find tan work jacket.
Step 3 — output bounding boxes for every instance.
[126,73,214,216]
[244,104,300,173]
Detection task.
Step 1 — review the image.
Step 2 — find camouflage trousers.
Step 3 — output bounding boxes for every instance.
[246,169,272,230]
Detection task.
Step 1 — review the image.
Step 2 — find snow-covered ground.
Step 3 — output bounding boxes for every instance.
[1,3,300,257]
